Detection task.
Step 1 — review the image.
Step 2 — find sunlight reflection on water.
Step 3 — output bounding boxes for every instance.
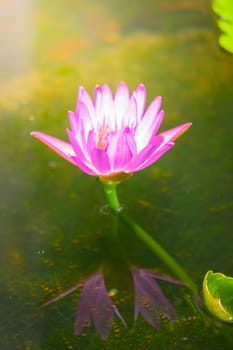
[0,0,33,78]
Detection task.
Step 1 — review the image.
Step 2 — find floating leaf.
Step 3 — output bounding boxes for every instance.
[212,0,233,53]
[203,270,233,322]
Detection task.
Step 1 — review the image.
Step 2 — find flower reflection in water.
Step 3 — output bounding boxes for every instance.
[74,270,126,339]
[131,267,183,329]
[43,267,183,339]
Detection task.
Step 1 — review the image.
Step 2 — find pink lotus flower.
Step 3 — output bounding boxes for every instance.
[31,82,191,176]
[74,271,126,340]
[131,267,183,328]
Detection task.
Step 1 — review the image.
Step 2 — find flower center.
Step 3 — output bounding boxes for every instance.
[95,126,110,150]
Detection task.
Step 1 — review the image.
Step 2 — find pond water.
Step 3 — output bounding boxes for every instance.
[0,0,232,349]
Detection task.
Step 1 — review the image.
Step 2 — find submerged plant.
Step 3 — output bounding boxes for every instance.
[31,82,191,177]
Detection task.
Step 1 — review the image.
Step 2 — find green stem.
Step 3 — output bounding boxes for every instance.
[101,179,122,212]
[119,211,198,295]
[101,180,198,296]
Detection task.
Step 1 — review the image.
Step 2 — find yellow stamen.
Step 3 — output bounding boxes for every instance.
[95,126,110,150]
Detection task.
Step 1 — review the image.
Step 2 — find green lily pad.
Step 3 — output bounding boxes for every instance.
[203,270,233,322]
[219,33,233,54]
[212,0,233,18]
[212,0,233,53]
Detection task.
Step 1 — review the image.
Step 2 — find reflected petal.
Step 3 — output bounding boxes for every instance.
[93,278,114,340]
[132,267,178,329]
[74,271,126,339]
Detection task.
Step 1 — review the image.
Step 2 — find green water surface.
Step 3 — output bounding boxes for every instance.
[0,0,232,349]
